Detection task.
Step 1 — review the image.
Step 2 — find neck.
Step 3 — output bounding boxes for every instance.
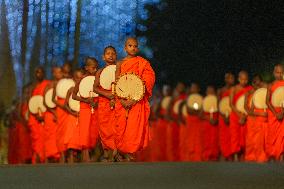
[126,54,136,59]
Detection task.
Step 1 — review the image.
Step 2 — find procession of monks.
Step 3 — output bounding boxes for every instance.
[4,38,284,164]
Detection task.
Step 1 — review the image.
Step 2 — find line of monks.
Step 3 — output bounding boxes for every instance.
[6,38,156,164]
[5,40,284,164]
[140,64,284,163]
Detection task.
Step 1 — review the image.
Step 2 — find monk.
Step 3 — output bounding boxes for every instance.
[167,82,186,161]
[73,57,99,162]
[52,63,74,163]
[17,85,32,163]
[115,37,155,161]
[266,64,284,161]
[229,71,252,161]
[155,85,172,161]
[201,86,219,161]
[217,72,235,160]
[94,46,117,162]
[185,83,203,161]
[65,69,84,163]
[28,67,50,163]
[244,74,267,162]
[43,66,63,162]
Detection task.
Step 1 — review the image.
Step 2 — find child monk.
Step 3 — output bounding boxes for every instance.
[65,69,84,163]
[28,67,50,163]
[266,64,284,161]
[167,82,186,161]
[186,83,203,161]
[229,70,252,161]
[115,37,155,161]
[201,85,219,161]
[245,74,267,162]
[43,66,63,162]
[93,46,117,162]
[217,72,235,160]
[156,85,172,161]
[73,57,99,162]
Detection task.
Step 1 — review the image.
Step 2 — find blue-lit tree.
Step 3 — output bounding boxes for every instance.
[0,0,161,102]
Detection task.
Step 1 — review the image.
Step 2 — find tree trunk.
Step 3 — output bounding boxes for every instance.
[65,0,72,61]
[29,0,42,80]
[0,0,16,107]
[73,0,82,68]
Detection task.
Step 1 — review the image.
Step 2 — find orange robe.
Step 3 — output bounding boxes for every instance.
[156,108,169,161]
[266,81,284,160]
[229,85,253,155]
[64,113,80,150]
[245,109,267,162]
[28,80,50,163]
[89,98,99,149]
[186,114,203,161]
[201,112,219,161]
[8,112,19,164]
[44,111,59,159]
[18,103,32,163]
[218,90,231,158]
[78,98,99,149]
[115,56,155,154]
[98,94,116,150]
[55,98,70,153]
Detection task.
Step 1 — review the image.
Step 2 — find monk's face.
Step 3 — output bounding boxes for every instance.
[206,86,216,96]
[274,66,283,80]
[238,72,248,86]
[35,68,45,81]
[189,83,200,94]
[252,76,262,88]
[62,63,72,74]
[52,67,63,81]
[103,48,117,64]
[73,71,83,83]
[176,83,185,94]
[225,73,235,86]
[162,86,171,96]
[85,59,97,75]
[125,38,139,56]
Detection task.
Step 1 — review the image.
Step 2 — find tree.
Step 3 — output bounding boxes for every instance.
[73,0,82,68]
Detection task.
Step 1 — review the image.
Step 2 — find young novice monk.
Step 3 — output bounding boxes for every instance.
[65,69,84,163]
[266,64,284,161]
[217,73,235,160]
[43,66,63,162]
[201,85,219,161]
[94,46,117,162]
[115,37,155,161]
[73,57,99,162]
[245,74,267,162]
[229,71,252,161]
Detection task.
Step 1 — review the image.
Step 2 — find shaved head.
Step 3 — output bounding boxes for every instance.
[125,37,138,46]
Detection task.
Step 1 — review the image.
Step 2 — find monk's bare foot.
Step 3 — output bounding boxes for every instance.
[233,154,239,162]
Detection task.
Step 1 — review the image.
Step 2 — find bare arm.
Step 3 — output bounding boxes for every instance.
[72,79,90,104]
[229,86,242,117]
[244,89,254,116]
[52,81,65,110]
[65,87,78,117]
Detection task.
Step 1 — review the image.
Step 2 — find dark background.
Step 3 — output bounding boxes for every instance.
[139,0,284,90]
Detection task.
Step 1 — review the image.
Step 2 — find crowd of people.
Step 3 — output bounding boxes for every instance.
[2,37,284,164]
[3,37,155,164]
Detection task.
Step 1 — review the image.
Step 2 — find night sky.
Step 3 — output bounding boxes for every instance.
[140,0,284,91]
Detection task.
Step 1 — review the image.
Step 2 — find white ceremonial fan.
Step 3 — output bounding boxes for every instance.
[161,96,172,110]
[115,73,145,101]
[56,78,75,98]
[28,95,47,114]
[271,86,284,108]
[68,95,80,112]
[173,99,183,114]
[79,76,98,98]
[236,95,247,114]
[186,93,203,110]
[202,95,218,113]
[100,65,116,90]
[219,96,231,117]
[252,88,267,109]
[44,88,56,108]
